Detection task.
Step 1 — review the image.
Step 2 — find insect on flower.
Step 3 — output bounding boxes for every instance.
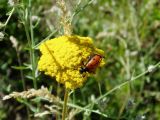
[80,54,103,74]
[38,35,105,89]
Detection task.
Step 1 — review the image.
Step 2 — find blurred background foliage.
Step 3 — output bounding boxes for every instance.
[0,0,160,120]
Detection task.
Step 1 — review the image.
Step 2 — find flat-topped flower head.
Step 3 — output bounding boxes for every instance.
[38,35,105,89]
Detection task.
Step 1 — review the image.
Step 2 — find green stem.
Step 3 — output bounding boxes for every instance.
[23,3,37,89]
[28,0,37,89]
[4,7,15,30]
[16,49,26,90]
[62,88,69,120]
[98,81,102,96]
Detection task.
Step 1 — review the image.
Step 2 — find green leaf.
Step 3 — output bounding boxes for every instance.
[11,66,29,70]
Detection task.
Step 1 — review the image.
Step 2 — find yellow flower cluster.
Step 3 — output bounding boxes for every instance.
[38,35,105,89]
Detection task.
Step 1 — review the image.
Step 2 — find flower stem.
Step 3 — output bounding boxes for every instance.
[29,0,37,89]
[62,88,69,120]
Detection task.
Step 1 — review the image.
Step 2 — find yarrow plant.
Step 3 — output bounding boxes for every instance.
[38,35,105,120]
[37,2,105,119]
[38,35,105,89]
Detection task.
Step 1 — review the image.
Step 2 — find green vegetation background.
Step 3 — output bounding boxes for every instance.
[0,0,160,120]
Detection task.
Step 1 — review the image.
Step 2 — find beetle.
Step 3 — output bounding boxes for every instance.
[80,54,103,73]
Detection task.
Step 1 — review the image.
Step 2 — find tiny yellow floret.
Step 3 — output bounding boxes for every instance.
[38,35,105,89]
